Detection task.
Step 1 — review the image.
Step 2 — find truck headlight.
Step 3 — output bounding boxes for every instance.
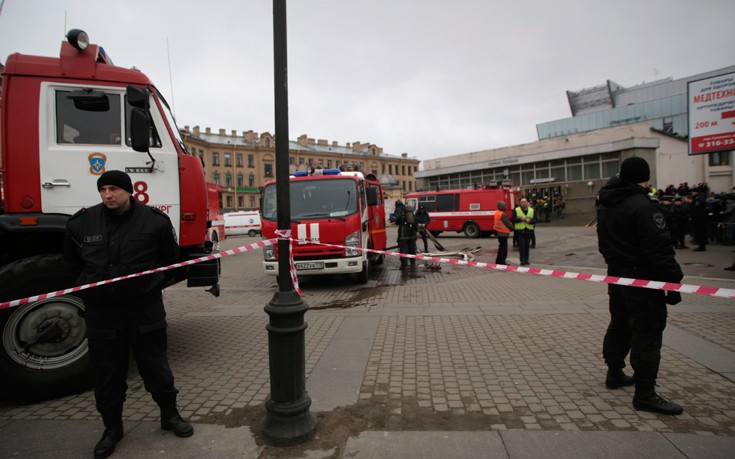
[345,230,361,257]
[263,246,276,261]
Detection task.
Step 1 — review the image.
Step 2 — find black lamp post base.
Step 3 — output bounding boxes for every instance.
[261,396,317,446]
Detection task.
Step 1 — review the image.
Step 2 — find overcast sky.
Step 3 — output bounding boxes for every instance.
[1,0,733,162]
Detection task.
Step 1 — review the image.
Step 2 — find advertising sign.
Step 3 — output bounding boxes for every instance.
[688,72,735,155]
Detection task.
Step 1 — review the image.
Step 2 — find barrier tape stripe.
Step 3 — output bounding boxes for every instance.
[0,239,277,310]
[276,229,302,296]
[2,237,734,310]
[308,241,735,300]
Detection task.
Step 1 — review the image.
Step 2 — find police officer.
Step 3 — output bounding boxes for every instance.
[511,198,537,266]
[597,157,684,415]
[394,200,418,270]
[65,171,193,458]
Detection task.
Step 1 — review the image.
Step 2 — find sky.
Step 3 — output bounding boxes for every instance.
[1,0,733,162]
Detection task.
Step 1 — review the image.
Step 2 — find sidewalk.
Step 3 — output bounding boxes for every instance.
[1,226,734,458]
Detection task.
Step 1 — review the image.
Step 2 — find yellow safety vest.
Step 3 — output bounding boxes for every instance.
[514,207,535,231]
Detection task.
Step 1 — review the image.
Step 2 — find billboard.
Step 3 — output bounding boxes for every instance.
[688,72,735,155]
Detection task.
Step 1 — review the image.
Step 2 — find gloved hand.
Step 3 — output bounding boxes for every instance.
[665,291,682,305]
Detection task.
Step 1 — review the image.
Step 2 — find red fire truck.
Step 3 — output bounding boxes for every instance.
[261,169,386,284]
[0,30,219,401]
[404,185,516,238]
[206,183,226,246]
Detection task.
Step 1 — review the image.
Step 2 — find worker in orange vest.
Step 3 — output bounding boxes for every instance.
[494,201,515,265]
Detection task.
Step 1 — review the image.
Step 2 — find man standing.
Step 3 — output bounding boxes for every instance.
[689,187,708,251]
[394,200,418,270]
[65,171,193,459]
[597,157,684,415]
[415,205,431,253]
[511,198,537,266]
[494,201,514,265]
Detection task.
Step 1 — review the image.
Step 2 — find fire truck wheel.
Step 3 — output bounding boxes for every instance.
[463,222,481,238]
[355,260,370,284]
[248,230,258,237]
[0,254,92,403]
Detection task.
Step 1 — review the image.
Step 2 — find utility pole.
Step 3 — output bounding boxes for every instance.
[260,0,317,446]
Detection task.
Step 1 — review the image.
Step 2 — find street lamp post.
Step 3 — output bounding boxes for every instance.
[260,0,317,446]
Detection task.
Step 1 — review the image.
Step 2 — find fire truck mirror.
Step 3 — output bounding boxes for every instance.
[366,187,378,206]
[126,85,148,109]
[130,108,150,152]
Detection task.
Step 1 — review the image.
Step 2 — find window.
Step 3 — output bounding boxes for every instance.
[265,138,271,148]
[327,160,332,168]
[418,195,436,212]
[236,154,243,167]
[213,172,220,185]
[238,196,244,208]
[249,196,256,208]
[56,90,123,145]
[224,153,232,167]
[389,164,393,174]
[402,165,405,175]
[212,152,220,166]
[264,164,273,177]
[226,196,233,208]
[436,194,456,212]
[584,162,600,180]
[602,159,620,179]
[225,173,232,187]
[248,154,254,167]
[709,151,731,166]
[237,174,243,187]
[289,156,295,165]
[248,174,254,187]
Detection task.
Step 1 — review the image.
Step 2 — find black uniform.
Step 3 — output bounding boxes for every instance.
[65,198,180,427]
[415,207,431,252]
[597,177,683,397]
[394,203,418,269]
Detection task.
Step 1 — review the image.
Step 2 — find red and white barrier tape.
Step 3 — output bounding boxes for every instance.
[276,229,302,296]
[0,239,277,310]
[308,241,735,300]
[2,238,734,310]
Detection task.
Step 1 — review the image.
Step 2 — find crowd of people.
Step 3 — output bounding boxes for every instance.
[652,183,735,250]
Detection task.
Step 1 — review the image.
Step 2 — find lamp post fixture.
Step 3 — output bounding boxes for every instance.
[260,0,317,446]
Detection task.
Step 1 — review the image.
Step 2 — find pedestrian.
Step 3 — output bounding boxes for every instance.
[493,201,514,265]
[670,197,689,249]
[511,197,537,266]
[394,200,418,270]
[597,157,684,415]
[689,187,708,251]
[415,205,431,253]
[65,170,193,459]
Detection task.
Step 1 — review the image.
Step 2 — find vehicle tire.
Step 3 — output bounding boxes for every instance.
[430,231,442,237]
[0,254,92,403]
[463,222,481,238]
[248,229,257,237]
[355,260,369,284]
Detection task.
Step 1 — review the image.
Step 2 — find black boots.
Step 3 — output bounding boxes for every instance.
[605,368,634,389]
[94,426,124,459]
[633,391,684,415]
[161,410,194,437]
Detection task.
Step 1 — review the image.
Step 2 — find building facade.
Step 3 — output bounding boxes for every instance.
[417,66,735,212]
[181,126,420,212]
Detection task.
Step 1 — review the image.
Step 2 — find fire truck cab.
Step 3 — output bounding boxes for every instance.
[260,169,386,284]
[404,185,516,238]
[0,30,218,401]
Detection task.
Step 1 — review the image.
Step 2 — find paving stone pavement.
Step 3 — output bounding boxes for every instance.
[1,225,734,457]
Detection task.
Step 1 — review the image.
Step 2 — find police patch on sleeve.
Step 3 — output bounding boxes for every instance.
[653,212,667,230]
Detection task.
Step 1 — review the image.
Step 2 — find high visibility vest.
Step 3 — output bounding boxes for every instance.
[514,207,535,231]
[494,211,510,234]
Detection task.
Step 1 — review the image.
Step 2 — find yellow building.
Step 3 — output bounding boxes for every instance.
[181,126,420,212]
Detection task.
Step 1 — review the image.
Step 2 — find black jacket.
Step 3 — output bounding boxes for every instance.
[65,199,179,332]
[597,177,683,283]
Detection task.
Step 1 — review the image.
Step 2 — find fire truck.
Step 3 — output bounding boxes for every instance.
[206,183,226,246]
[0,30,219,401]
[261,169,386,284]
[404,185,516,238]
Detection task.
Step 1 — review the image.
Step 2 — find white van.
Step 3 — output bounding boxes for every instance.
[224,211,262,237]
